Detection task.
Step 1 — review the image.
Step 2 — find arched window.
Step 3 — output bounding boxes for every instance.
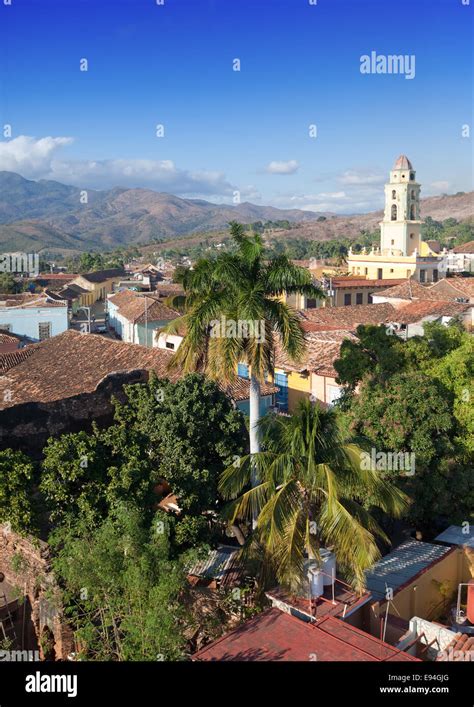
[411,190,415,199]
[391,204,397,221]
[410,204,415,220]
[410,172,415,180]
[392,190,396,199]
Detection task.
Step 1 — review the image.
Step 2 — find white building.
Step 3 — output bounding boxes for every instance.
[0,293,68,341]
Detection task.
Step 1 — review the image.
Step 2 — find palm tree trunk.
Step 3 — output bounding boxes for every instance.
[249,374,261,527]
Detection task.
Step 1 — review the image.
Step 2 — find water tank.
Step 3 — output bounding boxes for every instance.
[307,564,324,598]
[320,549,336,586]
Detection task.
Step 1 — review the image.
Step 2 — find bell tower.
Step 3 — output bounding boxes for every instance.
[380,155,421,257]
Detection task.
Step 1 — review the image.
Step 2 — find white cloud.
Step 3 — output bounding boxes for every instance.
[338,170,385,186]
[428,180,450,193]
[265,160,299,175]
[0,135,236,198]
[0,135,74,177]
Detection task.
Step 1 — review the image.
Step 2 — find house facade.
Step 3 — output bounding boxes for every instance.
[0,293,68,341]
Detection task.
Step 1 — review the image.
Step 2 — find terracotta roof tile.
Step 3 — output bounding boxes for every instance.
[453,240,474,254]
[0,330,276,408]
[395,299,471,323]
[376,280,442,301]
[436,633,474,661]
[108,290,180,323]
[300,303,396,328]
[275,330,356,376]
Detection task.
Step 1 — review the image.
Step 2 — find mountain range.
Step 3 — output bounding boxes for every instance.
[0,171,472,253]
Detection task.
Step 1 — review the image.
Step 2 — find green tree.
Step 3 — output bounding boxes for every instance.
[165,222,323,486]
[49,506,188,661]
[0,273,18,294]
[0,449,37,533]
[219,399,408,590]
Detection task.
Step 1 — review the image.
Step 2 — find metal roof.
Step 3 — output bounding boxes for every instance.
[187,544,239,580]
[365,540,452,600]
[434,525,474,549]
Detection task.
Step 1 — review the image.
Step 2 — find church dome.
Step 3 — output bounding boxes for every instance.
[393,155,413,170]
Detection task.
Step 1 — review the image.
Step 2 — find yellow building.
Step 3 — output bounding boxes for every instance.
[347,156,444,283]
[69,268,125,307]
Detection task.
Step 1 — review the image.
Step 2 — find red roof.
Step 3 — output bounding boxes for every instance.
[193,608,418,662]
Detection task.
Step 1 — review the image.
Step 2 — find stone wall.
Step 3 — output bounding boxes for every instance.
[0,369,148,458]
[0,523,72,659]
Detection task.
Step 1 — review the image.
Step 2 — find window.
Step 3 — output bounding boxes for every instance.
[433,269,439,283]
[390,268,394,273]
[356,293,363,305]
[306,298,317,309]
[0,324,11,332]
[368,294,373,304]
[344,293,351,306]
[410,205,415,220]
[38,322,52,340]
[419,270,426,283]
[410,233,414,239]
[410,172,415,180]
[364,268,368,275]
[275,373,288,412]
[377,268,383,279]
[392,190,396,199]
[391,204,397,221]
[411,190,415,199]
[391,239,394,246]
[165,341,175,350]
[238,363,249,379]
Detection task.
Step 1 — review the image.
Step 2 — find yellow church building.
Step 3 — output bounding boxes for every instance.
[347,155,443,283]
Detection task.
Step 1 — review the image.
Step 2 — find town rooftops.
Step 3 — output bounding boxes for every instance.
[364,540,453,601]
[434,525,474,549]
[78,268,125,283]
[377,277,474,303]
[108,290,180,323]
[436,633,474,661]
[0,293,67,309]
[394,299,471,324]
[328,277,407,289]
[275,330,356,377]
[0,330,277,410]
[266,583,370,624]
[453,240,474,254]
[300,303,396,328]
[193,607,418,661]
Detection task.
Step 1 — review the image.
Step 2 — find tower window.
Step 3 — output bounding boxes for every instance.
[410,172,415,180]
[391,204,397,221]
[411,190,415,199]
[410,233,414,239]
[402,174,405,178]
[391,240,394,245]
[410,205,415,220]
[392,190,396,199]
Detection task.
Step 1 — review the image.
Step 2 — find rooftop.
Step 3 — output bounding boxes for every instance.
[78,268,125,284]
[0,330,277,409]
[266,583,370,623]
[394,299,471,323]
[193,607,418,661]
[187,545,242,587]
[300,303,396,328]
[275,330,356,377]
[434,525,474,549]
[0,293,67,309]
[393,155,413,171]
[452,240,474,254]
[364,540,453,601]
[108,290,180,324]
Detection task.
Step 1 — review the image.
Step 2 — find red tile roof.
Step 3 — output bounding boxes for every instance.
[0,330,276,408]
[193,608,418,661]
[430,278,474,300]
[300,303,396,328]
[275,330,356,377]
[453,240,474,254]
[109,290,180,323]
[436,633,474,661]
[329,278,407,289]
[395,299,471,323]
[376,280,441,301]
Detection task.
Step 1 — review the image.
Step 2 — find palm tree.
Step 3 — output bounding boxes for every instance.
[164,223,323,472]
[218,399,409,591]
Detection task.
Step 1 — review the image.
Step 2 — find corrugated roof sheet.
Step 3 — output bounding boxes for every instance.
[365,540,452,600]
[434,525,474,549]
[187,545,240,580]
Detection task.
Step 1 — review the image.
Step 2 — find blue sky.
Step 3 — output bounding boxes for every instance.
[0,0,472,212]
